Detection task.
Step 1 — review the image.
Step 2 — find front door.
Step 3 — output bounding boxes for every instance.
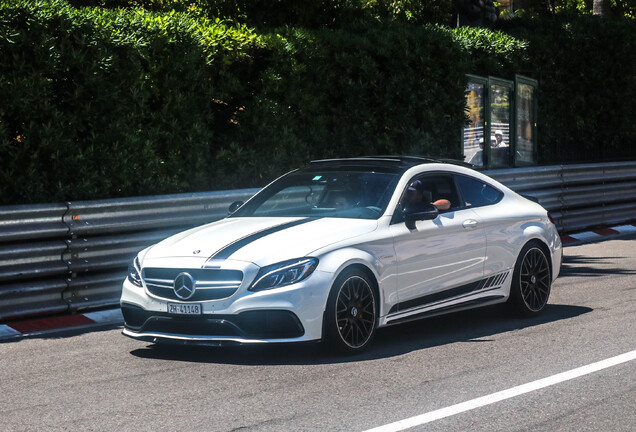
[389,174,487,312]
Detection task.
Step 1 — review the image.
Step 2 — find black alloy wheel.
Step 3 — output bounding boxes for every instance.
[509,242,552,316]
[325,269,377,353]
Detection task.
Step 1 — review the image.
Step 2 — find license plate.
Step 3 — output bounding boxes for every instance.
[167,303,202,315]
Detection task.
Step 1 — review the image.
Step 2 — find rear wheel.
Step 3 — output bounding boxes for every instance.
[508,242,552,316]
[324,268,377,354]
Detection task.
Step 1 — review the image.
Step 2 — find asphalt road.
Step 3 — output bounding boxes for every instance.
[1,235,635,432]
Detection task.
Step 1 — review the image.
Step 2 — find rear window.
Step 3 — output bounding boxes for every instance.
[455,175,503,208]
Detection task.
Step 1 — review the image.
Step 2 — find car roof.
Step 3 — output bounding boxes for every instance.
[307,156,471,173]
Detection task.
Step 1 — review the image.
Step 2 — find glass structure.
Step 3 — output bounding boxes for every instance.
[463,75,538,168]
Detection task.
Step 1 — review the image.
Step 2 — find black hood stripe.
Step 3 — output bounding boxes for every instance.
[209,218,320,260]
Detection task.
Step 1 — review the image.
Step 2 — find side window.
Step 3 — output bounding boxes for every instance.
[402,174,460,212]
[455,175,503,208]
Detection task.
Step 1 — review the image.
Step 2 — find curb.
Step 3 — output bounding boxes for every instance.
[2,223,635,342]
[0,309,123,341]
[560,223,636,246]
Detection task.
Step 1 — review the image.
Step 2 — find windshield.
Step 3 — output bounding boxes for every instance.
[231,169,400,220]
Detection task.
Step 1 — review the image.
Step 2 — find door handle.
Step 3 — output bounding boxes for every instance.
[463,219,478,229]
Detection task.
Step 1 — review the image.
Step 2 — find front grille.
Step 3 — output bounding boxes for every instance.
[141,316,243,337]
[142,268,243,301]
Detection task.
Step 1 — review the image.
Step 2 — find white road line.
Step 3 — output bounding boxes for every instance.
[363,349,636,432]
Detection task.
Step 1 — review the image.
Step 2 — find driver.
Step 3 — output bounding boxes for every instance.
[407,180,450,211]
[333,193,353,211]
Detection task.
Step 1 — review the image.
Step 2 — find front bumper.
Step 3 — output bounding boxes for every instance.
[120,263,334,345]
[122,304,306,345]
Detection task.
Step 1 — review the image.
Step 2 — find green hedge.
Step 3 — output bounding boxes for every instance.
[69,1,454,28]
[211,23,475,189]
[0,1,634,205]
[0,1,483,204]
[496,15,636,164]
[0,0,265,203]
[193,0,454,28]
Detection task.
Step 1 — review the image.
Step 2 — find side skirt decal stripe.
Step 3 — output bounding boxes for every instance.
[388,271,510,315]
[387,295,505,326]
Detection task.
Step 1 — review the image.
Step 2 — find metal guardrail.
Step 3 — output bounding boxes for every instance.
[1,162,635,322]
[486,161,636,232]
[0,189,257,321]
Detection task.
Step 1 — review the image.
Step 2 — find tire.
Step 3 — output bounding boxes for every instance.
[324,268,377,354]
[508,242,552,317]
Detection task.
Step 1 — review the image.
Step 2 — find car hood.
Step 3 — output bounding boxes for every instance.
[142,217,378,267]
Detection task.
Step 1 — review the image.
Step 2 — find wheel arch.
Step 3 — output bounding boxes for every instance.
[344,263,381,312]
[320,262,382,352]
[320,262,382,340]
[507,237,554,316]
[322,262,381,317]
[522,237,553,280]
[317,247,390,314]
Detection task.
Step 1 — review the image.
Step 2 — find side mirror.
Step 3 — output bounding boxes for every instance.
[403,202,438,230]
[228,200,244,215]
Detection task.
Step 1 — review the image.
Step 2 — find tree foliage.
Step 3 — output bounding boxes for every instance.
[0,0,634,204]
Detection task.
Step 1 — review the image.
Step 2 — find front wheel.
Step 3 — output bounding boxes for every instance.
[508,242,552,316]
[324,268,377,354]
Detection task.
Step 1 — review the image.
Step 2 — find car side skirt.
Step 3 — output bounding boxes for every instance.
[383,271,511,326]
[384,295,506,326]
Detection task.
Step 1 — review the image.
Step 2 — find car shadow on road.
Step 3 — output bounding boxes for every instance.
[129,303,592,365]
[560,254,636,278]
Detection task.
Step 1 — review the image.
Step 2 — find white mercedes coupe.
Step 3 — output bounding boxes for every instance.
[121,157,562,353]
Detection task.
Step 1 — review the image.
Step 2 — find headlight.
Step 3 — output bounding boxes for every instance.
[127,257,143,288]
[249,258,318,292]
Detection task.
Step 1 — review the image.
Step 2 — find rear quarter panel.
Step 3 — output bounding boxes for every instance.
[470,194,552,277]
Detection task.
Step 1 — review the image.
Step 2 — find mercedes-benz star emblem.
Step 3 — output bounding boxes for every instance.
[174,272,196,300]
